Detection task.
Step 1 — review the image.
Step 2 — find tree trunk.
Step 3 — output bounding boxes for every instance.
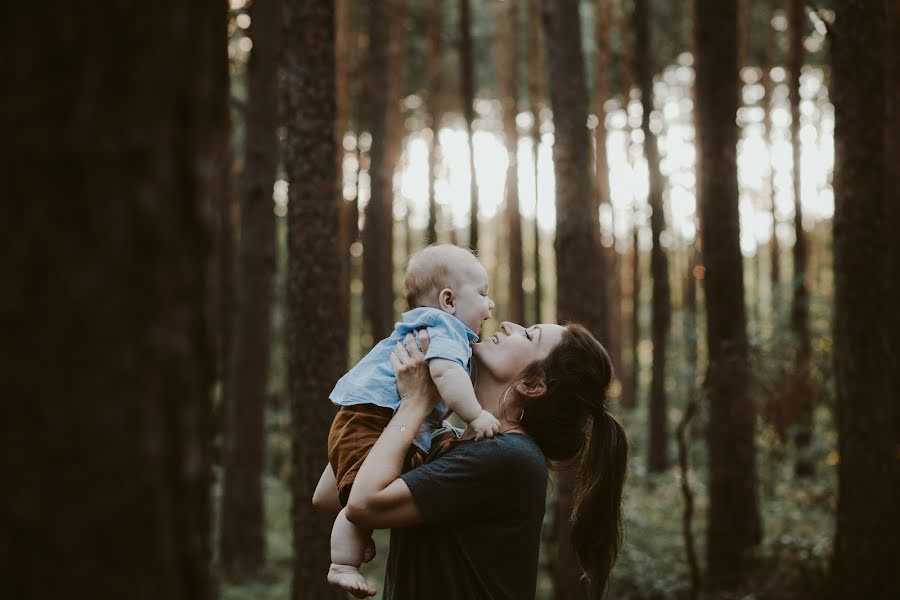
[362,0,395,339]
[336,0,353,331]
[788,0,814,477]
[221,0,281,576]
[695,0,761,586]
[283,1,345,598]
[426,0,443,245]
[2,3,223,598]
[829,2,900,597]
[762,0,781,302]
[500,0,525,324]
[544,1,605,597]
[461,0,480,251]
[528,0,544,324]
[636,0,671,472]
[595,0,623,387]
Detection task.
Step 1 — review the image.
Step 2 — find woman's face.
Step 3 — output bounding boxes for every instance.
[472,321,565,382]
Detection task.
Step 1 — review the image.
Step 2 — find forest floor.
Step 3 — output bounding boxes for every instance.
[213,402,836,600]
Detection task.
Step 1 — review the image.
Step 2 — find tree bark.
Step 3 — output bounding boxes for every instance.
[426,0,443,245]
[1,3,223,598]
[528,0,544,324]
[544,1,605,597]
[500,0,525,324]
[635,0,671,472]
[362,0,395,339]
[695,0,761,586]
[283,1,345,598]
[762,0,781,300]
[461,0,480,251]
[829,1,900,597]
[336,0,354,331]
[221,0,281,577]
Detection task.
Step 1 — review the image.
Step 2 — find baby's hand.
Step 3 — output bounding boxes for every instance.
[468,409,501,441]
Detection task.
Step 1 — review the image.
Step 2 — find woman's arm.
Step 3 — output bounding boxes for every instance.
[345,331,438,530]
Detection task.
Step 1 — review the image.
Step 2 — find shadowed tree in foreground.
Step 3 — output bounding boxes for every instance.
[695,0,761,587]
[1,3,224,598]
[283,0,344,598]
[829,1,900,597]
[221,0,282,576]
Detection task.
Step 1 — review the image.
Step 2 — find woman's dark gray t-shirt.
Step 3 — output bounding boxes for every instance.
[384,433,548,600]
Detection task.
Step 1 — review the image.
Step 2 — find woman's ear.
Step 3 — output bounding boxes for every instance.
[438,288,455,313]
[515,376,547,398]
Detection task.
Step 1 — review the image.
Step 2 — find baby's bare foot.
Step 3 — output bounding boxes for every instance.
[363,537,377,563]
[327,563,376,598]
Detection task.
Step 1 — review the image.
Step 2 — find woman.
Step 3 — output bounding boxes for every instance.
[337,320,628,599]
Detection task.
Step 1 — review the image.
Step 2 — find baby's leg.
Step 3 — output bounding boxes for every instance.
[327,508,375,598]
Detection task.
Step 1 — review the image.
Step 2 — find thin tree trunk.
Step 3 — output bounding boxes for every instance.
[595,0,622,384]
[636,0,671,472]
[2,3,223,597]
[221,0,281,576]
[500,0,525,324]
[461,0,480,251]
[788,0,813,477]
[336,0,353,330]
[362,0,395,339]
[528,0,544,324]
[763,0,781,304]
[283,1,344,598]
[426,0,443,245]
[829,1,900,597]
[544,1,605,597]
[695,0,761,586]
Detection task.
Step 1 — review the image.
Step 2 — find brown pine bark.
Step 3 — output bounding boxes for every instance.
[528,0,544,324]
[500,0,525,324]
[362,0,395,339]
[544,1,605,597]
[1,3,223,598]
[283,1,344,598]
[461,0,480,251]
[336,0,354,329]
[829,1,900,597]
[635,0,671,472]
[787,0,814,476]
[221,0,281,576]
[695,0,761,586]
[426,0,443,245]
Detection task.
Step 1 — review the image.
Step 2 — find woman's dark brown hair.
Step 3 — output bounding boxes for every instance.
[516,323,627,598]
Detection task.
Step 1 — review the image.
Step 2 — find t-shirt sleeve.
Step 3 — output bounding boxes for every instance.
[422,314,472,368]
[400,438,546,524]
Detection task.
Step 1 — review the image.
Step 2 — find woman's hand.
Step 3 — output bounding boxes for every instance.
[390,330,440,415]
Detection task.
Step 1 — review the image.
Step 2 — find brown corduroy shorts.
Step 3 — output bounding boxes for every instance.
[327,404,425,506]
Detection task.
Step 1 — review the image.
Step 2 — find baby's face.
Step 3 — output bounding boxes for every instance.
[448,258,494,336]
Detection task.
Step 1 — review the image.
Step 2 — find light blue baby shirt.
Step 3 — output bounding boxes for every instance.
[330,307,479,452]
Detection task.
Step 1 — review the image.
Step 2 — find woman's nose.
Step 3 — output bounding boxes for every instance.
[501,321,524,335]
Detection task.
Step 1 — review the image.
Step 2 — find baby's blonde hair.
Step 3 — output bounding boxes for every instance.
[404,244,477,309]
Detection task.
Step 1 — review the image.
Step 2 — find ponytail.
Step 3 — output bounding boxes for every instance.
[571,410,628,598]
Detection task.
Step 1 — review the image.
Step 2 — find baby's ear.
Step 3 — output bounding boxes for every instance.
[515,376,547,398]
[438,288,455,313]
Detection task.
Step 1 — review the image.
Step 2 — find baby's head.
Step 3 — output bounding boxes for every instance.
[404,244,495,335]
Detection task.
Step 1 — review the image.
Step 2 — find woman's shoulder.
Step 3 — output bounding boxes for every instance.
[449,433,547,477]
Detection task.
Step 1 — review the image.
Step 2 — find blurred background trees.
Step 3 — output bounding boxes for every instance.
[6,0,899,599]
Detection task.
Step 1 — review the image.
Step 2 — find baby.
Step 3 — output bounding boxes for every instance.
[324,244,499,597]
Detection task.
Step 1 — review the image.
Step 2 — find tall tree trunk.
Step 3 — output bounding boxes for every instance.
[695,0,761,586]
[762,0,781,302]
[528,0,544,324]
[595,0,623,386]
[426,0,443,245]
[221,0,281,576]
[500,0,525,324]
[336,0,353,331]
[829,1,900,597]
[461,0,480,251]
[788,0,813,477]
[2,3,223,597]
[544,1,605,597]
[283,1,344,598]
[636,0,671,472]
[362,0,395,339]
